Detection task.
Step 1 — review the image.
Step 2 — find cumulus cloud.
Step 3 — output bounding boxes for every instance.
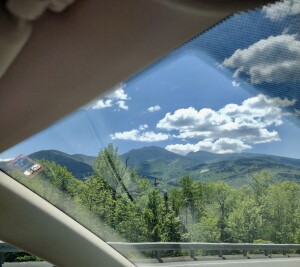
[157,107,230,133]
[147,105,161,112]
[89,83,130,110]
[158,94,295,154]
[223,34,300,84]
[263,0,300,21]
[166,138,251,155]
[232,80,240,87]
[116,100,128,110]
[139,124,149,130]
[111,124,168,142]
[294,108,300,115]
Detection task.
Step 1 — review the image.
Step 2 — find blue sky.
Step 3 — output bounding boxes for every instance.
[1,1,300,160]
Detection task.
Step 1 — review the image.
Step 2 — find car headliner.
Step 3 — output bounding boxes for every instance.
[0,0,275,153]
[0,1,276,267]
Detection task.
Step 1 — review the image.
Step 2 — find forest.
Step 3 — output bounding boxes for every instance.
[4,144,300,261]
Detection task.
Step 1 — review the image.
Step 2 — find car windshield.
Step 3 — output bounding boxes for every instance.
[1,0,300,265]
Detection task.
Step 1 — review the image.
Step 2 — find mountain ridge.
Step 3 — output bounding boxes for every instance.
[24,146,300,186]
[29,150,94,179]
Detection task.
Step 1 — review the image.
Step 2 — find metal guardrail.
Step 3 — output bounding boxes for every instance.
[108,242,300,261]
[1,241,300,265]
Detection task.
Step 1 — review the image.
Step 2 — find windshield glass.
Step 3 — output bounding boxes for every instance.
[1,0,300,265]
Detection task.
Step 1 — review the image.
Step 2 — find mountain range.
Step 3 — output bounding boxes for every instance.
[21,146,300,187]
[29,150,94,179]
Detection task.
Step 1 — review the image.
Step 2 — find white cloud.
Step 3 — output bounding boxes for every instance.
[91,99,112,109]
[166,138,252,155]
[219,94,296,127]
[158,94,295,154]
[111,124,168,142]
[107,85,129,101]
[116,100,128,110]
[294,108,300,116]
[147,105,161,112]
[157,107,230,132]
[0,158,13,162]
[139,124,148,130]
[232,80,240,87]
[223,34,300,84]
[263,0,300,21]
[89,83,130,110]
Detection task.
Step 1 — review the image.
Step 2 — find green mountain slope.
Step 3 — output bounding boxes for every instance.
[186,150,300,167]
[72,154,96,166]
[29,150,95,179]
[12,146,300,187]
[121,147,300,187]
[121,146,195,166]
[192,158,300,186]
[186,151,262,163]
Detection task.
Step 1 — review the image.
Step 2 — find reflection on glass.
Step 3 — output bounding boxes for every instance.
[1,0,300,264]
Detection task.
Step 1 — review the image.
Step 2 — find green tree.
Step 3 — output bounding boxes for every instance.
[144,189,164,241]
[169,187,183,217]
[93,144,133,201]
[38,160,80,197]
[208,182,236,242]
[178,176,197,225]
[78,174,115,223]
[227,198,263,242]
[160,210,181,242]
[185,217,220,242]
[250,170,274,205]
[144,189,181,242]
[113,197,147,242]
[262,181,300,243]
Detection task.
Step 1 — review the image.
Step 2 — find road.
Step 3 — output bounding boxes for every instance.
[137,258,300,267]
[3,263,52,267]
[2,258,300,267]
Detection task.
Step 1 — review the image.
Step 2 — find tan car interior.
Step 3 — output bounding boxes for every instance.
[0,1,276,266]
